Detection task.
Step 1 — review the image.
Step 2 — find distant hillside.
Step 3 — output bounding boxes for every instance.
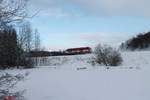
[120,31,150,50]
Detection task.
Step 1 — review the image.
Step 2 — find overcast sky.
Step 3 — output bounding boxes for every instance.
[28,0,150,50]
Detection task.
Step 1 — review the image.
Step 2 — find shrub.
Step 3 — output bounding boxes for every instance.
[94,44,123,66]
[0,73,28,100]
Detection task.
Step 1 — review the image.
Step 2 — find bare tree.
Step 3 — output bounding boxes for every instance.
[0,0,28,29]
[17,22,35,68]
[33,29,41,51]
[94,44,123,67]
[32,29,41,66]
[18,22,33,52]
[17,22,42,68]
[0,72,28,100]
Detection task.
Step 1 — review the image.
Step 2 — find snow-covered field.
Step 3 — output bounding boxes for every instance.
[7,51,150,100]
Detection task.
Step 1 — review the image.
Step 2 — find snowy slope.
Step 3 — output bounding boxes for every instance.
[9,51,150,100]
[35,51,150,70]
[34,54,94,70]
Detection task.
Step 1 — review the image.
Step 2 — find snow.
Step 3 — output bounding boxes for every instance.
[5,51,150,100]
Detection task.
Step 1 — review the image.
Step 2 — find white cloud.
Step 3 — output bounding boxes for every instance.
[72,0,150,16]
[29,0,150,17]
[28,0,81,17]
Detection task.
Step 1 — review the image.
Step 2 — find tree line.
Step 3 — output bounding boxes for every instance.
[0,22,41,69]
[0,0,41,69]
[120,31,150,50]
[0,0,37,99]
